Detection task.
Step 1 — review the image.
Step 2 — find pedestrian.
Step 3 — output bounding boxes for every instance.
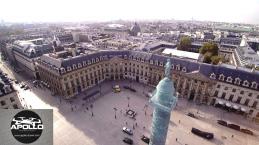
[86,107,88,110]
[135,122,137,127]
[231,135,234,138]
[176,138,178,142]
[143,126,145,130]
[179,120,181,124]
[126,121,128,125]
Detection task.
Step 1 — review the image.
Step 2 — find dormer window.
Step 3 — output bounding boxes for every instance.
[83,61,86,66]
[130,55,133,60]
[96,58,99,62]
[242,80,249,87]
[155,60,158,65]
[137,57,140,61]
[176,65,180,71]
[92,59,95,63]
[133,57,136,60]
[219,74,225,81]
[234,77,241,85]
[150,60,153,64]
[88,60,91,65]
[210,73,216,79]
[226,76,233,83]
[251,82,258,89]
[78,63,82,68]
[141,58,144,62]
[67,66,72,71]
[182,67,187,72]
[171,64,174,69]
[60,68,66,73]
[124,55,127,59]
[73,64,77,69]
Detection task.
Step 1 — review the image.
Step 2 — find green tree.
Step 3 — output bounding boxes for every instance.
[178,36,191,51]
[203,52,212,63]
[211,56,222,65]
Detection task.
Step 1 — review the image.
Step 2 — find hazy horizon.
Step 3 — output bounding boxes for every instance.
[1,0,259,24]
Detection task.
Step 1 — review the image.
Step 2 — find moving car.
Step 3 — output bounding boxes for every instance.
[113,85,121,93]
[122,127,133,135]
[217,120,228,126]
[123,137,133,144]
[141,135,150,144]
[187,112,197,119]
[191,128,214,140]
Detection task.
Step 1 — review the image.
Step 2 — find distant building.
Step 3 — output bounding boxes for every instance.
[54,33,74,47]
[129,22,141,36]
[11,38,53,78]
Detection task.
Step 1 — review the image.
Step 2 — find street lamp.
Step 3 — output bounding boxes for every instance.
[113,107,117,119]
[127,96,130,107]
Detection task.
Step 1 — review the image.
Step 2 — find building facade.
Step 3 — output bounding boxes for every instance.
[36,50,259,121]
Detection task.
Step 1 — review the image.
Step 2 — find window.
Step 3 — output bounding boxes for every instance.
[251,82,258,89]
[13,104,18,109]
[224,87,228,90]
[232,88,236,92]
[240,91,244,95]
[226,77,233,83]
[234,78,241,85]
[214,91,218,97]
[1,100,6,106]
[248,93,252,97]
[242,80,249,87]
[221,92,226,99]
[229,94,234,101]
[244,99,250,106]
[10,97,15,102]
[217,84,220,88]
[252,101,258,109]
[236,97,242,103]
[210,73,216,79]
[219,74,225,81]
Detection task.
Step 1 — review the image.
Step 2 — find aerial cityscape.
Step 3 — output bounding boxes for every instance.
[0,0,259,145]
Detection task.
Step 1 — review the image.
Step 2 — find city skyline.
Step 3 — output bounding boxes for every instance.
[1,0,259,24]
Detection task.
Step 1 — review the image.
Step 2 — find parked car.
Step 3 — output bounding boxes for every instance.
[240,129,253,135]
[227,124,240,131]
[14,80,19,84]
[141,135,150,144]
[191,128,214,140]
[122,127,133,135]
[24,85,30,90]
[217,120,228,127]
[19,83,26,88]
[123,137,133,144]
[113,85,121,93]
[187,112,197,119]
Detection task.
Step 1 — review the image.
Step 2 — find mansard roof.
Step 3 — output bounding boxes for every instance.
[39,50,259,91]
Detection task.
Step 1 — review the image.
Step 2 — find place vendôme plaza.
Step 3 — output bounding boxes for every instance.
[1,7,259,144]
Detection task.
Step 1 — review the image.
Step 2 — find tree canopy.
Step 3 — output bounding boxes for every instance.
[177,36,191,51]
[199,42,221,64]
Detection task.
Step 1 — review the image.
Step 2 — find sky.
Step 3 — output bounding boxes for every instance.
[0,0,259,24]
